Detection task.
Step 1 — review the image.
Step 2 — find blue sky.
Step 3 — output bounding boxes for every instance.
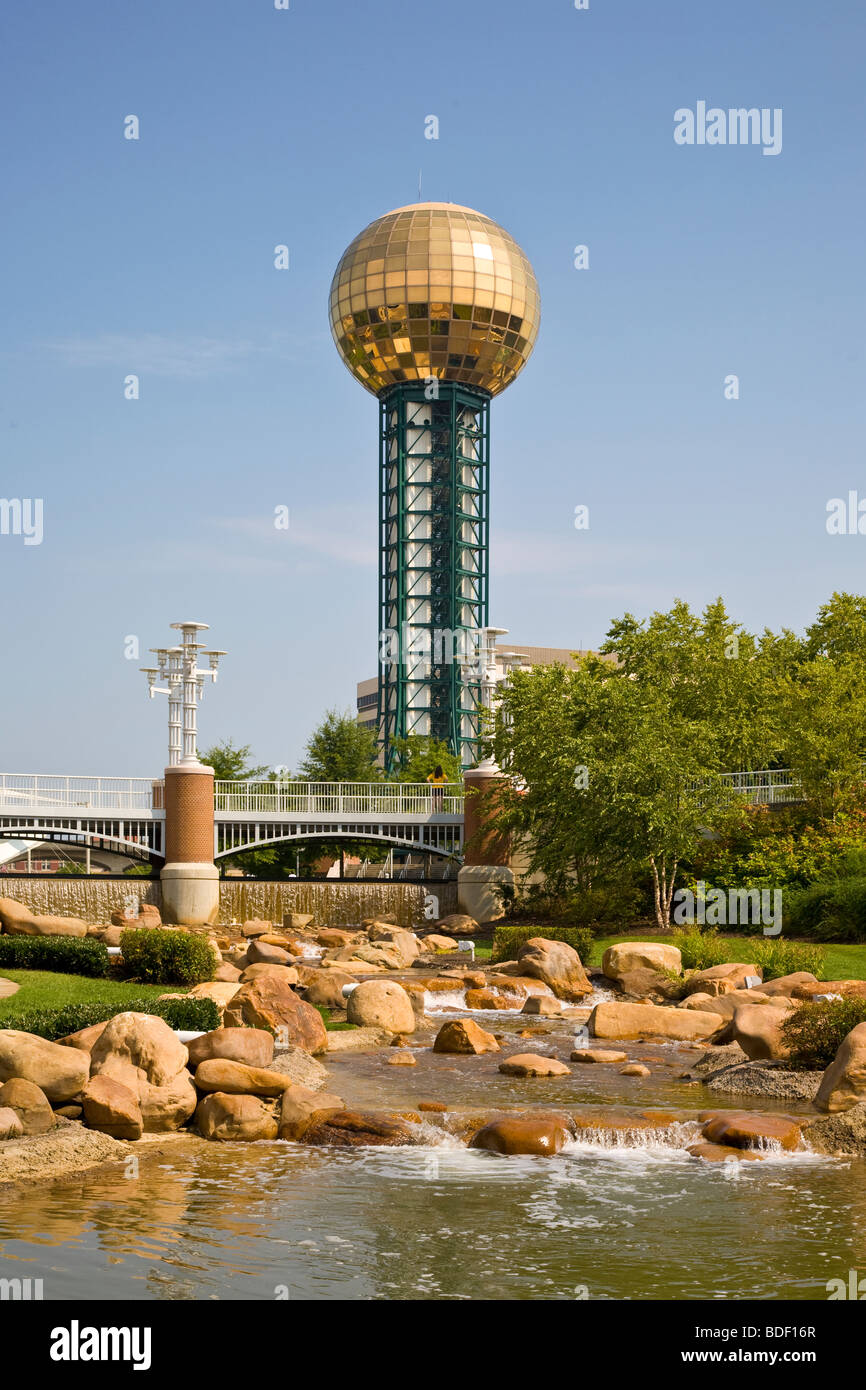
[2,0,864,775]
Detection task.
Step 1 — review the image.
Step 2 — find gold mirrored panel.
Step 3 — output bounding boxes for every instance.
[329,202,540,396]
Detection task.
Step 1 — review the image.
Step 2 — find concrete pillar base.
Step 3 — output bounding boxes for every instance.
[457,864,514,923]
[160,863,219,926]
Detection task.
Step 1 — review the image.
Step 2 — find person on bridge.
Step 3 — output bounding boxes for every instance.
[427,764,447,810]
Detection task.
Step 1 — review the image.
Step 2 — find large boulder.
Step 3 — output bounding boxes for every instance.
[278,1083,344,1141]
[0,897,38,933]
[139,1072,198,1132]
[214,960,243,983]
[793,979,866,1001]
[222,978,328,1054]
[193,1059,291,1097]
[423,934,459,952]
[0,1108,24,1140]
[0,1030,90,1102]
[678,988,773,1018]
[0,1077,55,1134]
[498,1053,571,1077]
[10,912,88,938]
[90,1013,188,1088]
[701,1110,801,1152]
[186,1027,275,1071]
[82,1076,143,1140]
[436,913,478,936]
[432,1019,500,1055]
[758,972,819,998]
[516,937,593,1002]
[346,980,416,1034]
[521,996,563,1017]
[470,1116,573,1156]
[241,919,273,939]
[602,942,682,981]
[300,968,357,1010]
[729,1003,791,1061]
[195,1092,278,1142]
[57,1022,109,1054]
[814,1022,866,1114]
[300,1109,418,1147]
[246,939,292,966]
[589,1000,722,1042]
[239,963,300,985]
[683,963,762,996]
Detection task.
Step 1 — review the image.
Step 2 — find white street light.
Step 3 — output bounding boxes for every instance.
[141,622,225,767]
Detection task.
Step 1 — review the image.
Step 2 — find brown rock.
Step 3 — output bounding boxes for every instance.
[432,1019,500,1055]
[814,1022,866,1114]
[684,962,762,995]
[82,1075,143,1140]
[620,1063,650,1077]
[570,1048,628,1063]
[195,1092,278,1141]
[470,1116,571,1156]
[57,1022,109,1054]
[214,960,242,983]
[18,914,88,938]
[0,1030,90,1102]
[521,995,563,1017]
[301,1109,418,1147]
[418,1101,447,1112]
[498,1052,571,1077]
[423,934,459,951]
[239,962,300,985]
[346,980,416,1034]
[139,1071,198,1132]
[193,1058,291,1097]
[301,968,357,1009]
[793,980,866,1001]
[0,1107,24,1139]
[0,897,38,933]
[316,928,358,949]
[222,978,327,1054]
[589,1000,722,1042]
[729,1003,791,1061]
[241,919,273,938]
[701,1111,801,1151]
[90,1012,188,1087]
[54,1104,82,1120]
[435,913,478,936]
[516,937,593,1002]
[0,1077,55,1134]
[758,972,819,998]
[387,1053,417,1066]
[278,1084,343,1140]
[602,942,683,980]
[465,988,511,1010]
[688,1142,765,1163]
[283,912,315,930]
[246,939,292,966]
[187,1027,275,1070]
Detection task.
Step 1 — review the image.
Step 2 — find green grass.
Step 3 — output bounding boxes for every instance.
[0,970,173,1020]
[587,934,866,981]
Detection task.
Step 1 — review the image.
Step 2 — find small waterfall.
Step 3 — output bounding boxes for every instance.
[569,1121,704,1151]
[0,877,458,928]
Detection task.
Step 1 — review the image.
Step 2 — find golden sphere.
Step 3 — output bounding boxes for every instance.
[329,202,540,397]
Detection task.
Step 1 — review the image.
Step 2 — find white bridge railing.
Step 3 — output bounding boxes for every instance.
[718,768,800,804]
[214,780,464,817]
[0,774,163,812]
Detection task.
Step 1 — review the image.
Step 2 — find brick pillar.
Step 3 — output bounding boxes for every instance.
[160,763,219,925]
[457,766,514,922]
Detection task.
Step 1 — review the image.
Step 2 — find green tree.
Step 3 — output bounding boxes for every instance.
[298,710,381,782]
[200,739,270,782]
[388,735,462,784]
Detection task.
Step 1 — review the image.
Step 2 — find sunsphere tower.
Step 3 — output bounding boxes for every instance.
[329,202,540,769]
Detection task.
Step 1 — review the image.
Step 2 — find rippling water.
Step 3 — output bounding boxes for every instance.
[2,1134,863,1301]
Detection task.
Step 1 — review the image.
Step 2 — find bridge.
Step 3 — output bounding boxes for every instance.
[0,775,466,864]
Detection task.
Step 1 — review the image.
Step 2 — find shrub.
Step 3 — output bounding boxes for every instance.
[0,934,109,977]
[670,928,731,972]
[785,875,866,943]
[491,924,595,964]
[780,997,866,1070]
[751,937,825,981]
[0,995,220,1040]
[119,928,215,985]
